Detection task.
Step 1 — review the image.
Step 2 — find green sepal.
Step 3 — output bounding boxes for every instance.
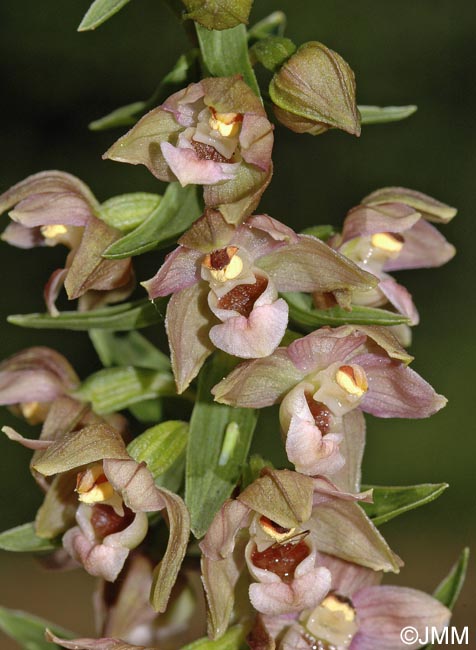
[127,420,188,481]
[183,0,253,30]
[73,366,176,414]
[248,10,286,41]
[0,523,60,553]
[283,292,411,329]
[241,454,274,489]
[103,183,202,259]
[250,36,296,71]
[423,548,470,650]
[359,104,418,125]
[78,0,132,31]
[129,398,164,423]
[182,623,247,650]
[186,354,258,538]
[89,51,199,131]
[361,483,448,526]
[300,224,336,241]
[196,23,260,97]
[89,330,170,370]
[0,606,74,650]
[98,192,161,232]
[8,298,166,331]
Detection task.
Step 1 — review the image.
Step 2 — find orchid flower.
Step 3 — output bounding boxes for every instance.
[143,209,376,393]
[104,76,275,224]
[212,326,446,476]
[325,187,456,342]
[1,422,190,611]
[279,553,450,650]
[199,468,400,639]
[0,171,135,314]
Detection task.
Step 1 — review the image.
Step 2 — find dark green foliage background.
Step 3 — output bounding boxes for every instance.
[0,0,474,641]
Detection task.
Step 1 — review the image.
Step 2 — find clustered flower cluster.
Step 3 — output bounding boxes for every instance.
[0,5,462,650]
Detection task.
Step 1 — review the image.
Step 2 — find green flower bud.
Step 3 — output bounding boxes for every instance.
[182,0,253,30]
[269,41,361,137]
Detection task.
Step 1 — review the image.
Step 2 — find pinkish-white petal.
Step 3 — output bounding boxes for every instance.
[318,553,381,597]
[239,114,274,172]
[247,215,299,244]
[161,142,239,186]
[44,268,68,317]
[285,416,344,477]
[352,586,451,650]
[384,219,456,272]
[209,298,288,358]
[1,426,53,450]
[165,283,215,394]
[212,350,305,408]
[331,410,366,494]
[141,246,201,298]
[1,222,44,248]
[378,277,419,325]
[341,203,421,243]
[354,353,447,418]
[287,327,366,374]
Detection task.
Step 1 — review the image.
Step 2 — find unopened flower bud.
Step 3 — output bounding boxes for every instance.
[182,0,253,30]
[270,41,360,137]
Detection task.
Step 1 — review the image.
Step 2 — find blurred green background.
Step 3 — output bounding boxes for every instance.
[0,0,474,646]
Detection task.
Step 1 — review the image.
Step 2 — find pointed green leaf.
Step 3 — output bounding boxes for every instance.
[127,420,188,480]
[196,23,260,97]
[182,624,247,650]
[89,330,170,370]
[74,366,175,414]
[103,183,202,259]
[359,104,418,125]
[0,607,74,650]
[186,354,258,538]
[78,0,132,31]
[98,192,161,232]
[284,291,411,329]
[248,10,286,41]
[89,100,147,131]
[361,483,448,526]
[250,36,296,72]
[8,298,166,331]
[0,523,59,553]
[241,454,274,489]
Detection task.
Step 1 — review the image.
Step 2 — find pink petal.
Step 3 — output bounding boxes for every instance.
[161,142,239,186]
[209,298,288,358]
[285,416,344,477]
[44,268,68,317]
[141,246,201,298]
[1,222,44,248]
[10,192,92,227]
[354,353,447,418]
[378,277,419,324]
[287,327,366,374]
[331,410,366,494]
[239,113,274,172]
[384,219,456,272]
[318,553,381,597]
[200,499,251,561]
[341,203,420,243]
[247,214,299,244]
[2,425,53,450]
[352,586,451,650]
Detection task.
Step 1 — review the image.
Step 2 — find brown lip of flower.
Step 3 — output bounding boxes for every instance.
[370,231,405,254]
[335,364,369,397]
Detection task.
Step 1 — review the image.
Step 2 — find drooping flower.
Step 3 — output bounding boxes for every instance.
[325,187,457,340]
[104,76,274,224]
[199,468,400,639]
[143,209,377,393]
[279,554,451,650]
[212,326,446,476]
[2,422,190,611]
[0,171,135,314]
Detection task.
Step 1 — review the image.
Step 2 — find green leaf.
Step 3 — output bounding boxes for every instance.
[186,354,258,538]
[0,606,74,650]
[250,36,296,72]
[103,183,202,259]
[89,51,199,131]
[361,483,448,526]
[8,298,166,331]
[89,330,170,370]
[284,291,411,329]
[74,366,176,414]
[359,104,418,125]
[423,548,470,650]
[196,23,260,97]
[129,398,164,423]
[0,523,59,553]
[98,192,161,232]
[78,0,131,31]
[127,420,188,480]
[248,10,286,41]
[300,224,336,241]
[182,624,246,650]
[241,454,274,489]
